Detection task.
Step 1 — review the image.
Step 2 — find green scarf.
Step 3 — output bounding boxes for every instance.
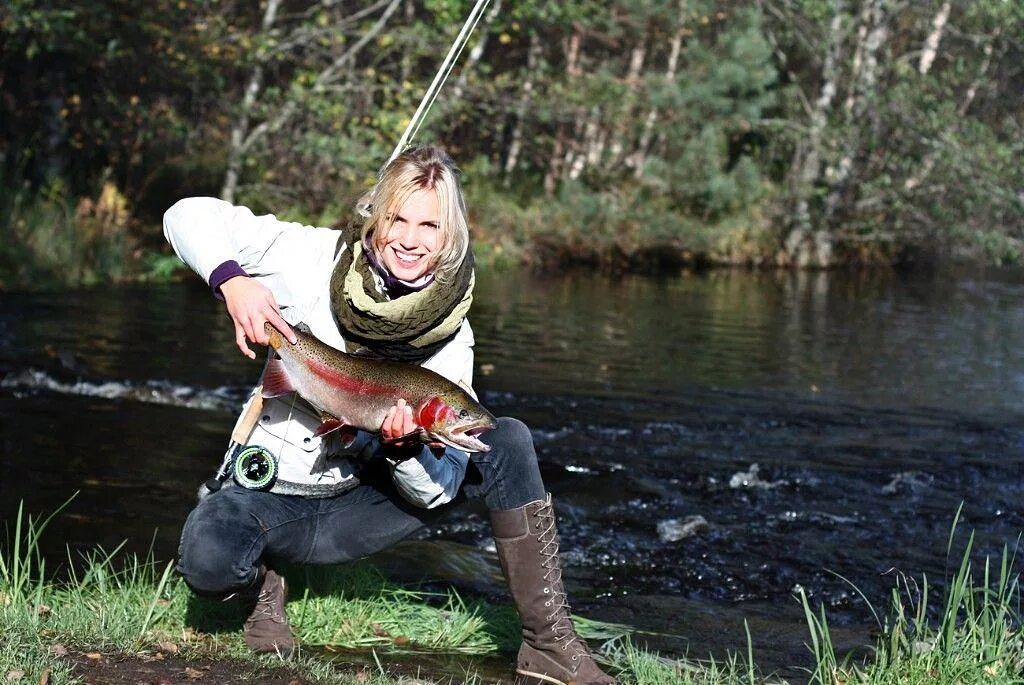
[329,226,474,362]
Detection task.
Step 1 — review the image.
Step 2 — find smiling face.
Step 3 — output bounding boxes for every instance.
[376,188,441,283]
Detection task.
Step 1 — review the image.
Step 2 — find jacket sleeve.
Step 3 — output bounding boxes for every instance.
[386,320,478,508]
[386,447,469,509]
[162,196,341,310]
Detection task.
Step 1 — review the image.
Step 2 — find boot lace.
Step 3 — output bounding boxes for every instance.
[242,574,287,627]
[534,500,589,660]
[249,588,286,625]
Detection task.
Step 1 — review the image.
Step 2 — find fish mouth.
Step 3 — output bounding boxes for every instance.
[435,416,497,453]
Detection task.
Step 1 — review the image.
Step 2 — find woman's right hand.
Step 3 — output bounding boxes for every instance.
[220,276,296,359]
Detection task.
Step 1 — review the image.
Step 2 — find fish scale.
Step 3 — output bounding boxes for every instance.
[262,323,496,452]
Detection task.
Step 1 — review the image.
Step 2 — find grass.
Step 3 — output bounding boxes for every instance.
[797,506,1024,684]
[0,179,137,289]
[3,501,1024,684]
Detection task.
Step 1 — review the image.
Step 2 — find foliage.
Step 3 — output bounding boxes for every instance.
[2,0,1024,287]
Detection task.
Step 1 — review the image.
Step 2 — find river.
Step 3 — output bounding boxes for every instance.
[2,266,1023,676]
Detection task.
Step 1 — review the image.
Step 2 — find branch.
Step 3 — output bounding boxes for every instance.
[239,0,403,156]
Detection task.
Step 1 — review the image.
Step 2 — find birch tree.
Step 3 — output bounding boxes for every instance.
[782,0,846,267]
[220,0,402,203]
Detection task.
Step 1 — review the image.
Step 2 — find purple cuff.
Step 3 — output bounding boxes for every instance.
[209,260,249,300]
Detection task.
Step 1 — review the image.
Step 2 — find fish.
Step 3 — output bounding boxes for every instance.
[261,322,497,452]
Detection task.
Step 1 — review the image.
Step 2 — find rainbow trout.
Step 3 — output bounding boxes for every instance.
[262,323,496,452]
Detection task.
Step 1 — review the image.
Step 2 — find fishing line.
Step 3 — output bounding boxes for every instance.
[388,0,494,164]
[311,0,494,322]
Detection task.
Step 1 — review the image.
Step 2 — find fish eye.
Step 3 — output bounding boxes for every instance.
[459,409,469,418]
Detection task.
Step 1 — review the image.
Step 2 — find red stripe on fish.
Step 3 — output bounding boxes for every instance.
[306,356,400,396]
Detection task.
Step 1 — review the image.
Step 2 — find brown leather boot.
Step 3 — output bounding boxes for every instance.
[241,567,295,657]
[491,495,616,685]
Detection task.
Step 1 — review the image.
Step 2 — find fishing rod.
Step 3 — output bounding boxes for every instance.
[209,1,495,493]
[387,0,494,164]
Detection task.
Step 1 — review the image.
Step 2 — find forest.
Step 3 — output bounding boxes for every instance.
[2,0,1023,287]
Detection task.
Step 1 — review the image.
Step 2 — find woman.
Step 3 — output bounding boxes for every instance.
[164,146,615,685]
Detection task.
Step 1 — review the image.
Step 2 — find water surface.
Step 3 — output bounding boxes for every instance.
[2,266,1023,675]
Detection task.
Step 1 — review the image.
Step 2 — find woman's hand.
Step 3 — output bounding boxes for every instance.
[381,398,418,447]
[381,398,445,458]
[220,276,296,359]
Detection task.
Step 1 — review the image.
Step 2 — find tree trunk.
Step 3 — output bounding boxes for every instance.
[544,31,582,195]
[918,1,951,76]
[784,1,844,267]
[221,0,283,203]
[451,0,503,102]
[825,0,887,226]
[607,43,646,168]
[504,32,541,185]
[630,1,686,178]
[569,105,601,180]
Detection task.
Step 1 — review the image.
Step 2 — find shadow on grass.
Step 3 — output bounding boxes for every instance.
[182,560,524,653]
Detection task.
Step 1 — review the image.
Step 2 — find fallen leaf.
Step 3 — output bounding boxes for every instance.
[288,681,302,685]
[393,635,409,646]
[38,669,50,685]
[0,592,8,606]
[5,671,25,682]
[371,623,388,637]
[48,644,68,657]
[183,667,204,680]
[157,598,171,606]
[35,605,51,616]
[355,669,369,682]
[84,653,102,661]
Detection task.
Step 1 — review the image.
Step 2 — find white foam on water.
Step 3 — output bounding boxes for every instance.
[657,515,709,543]
[1,368,240,412]
[728,462,787,490]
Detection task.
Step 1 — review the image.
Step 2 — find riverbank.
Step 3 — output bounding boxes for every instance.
[3,175,1013,291]
[3,502,1023,685]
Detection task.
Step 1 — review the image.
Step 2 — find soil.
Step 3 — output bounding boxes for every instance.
[63,647,512,685]
[68,651,315,685]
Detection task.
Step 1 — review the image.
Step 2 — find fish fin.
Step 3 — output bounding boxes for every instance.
[393,428,423,444]
[313,417,352,439]
[261,357,295,398]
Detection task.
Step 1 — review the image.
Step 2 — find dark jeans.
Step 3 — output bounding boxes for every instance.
[177,416,545,597]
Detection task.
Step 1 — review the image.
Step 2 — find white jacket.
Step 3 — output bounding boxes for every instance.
[163,197,474,508]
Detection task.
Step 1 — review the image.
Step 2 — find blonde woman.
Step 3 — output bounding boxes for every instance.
[164,146,615,685]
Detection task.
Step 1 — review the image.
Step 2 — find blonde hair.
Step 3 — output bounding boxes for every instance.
[357,145,470,283]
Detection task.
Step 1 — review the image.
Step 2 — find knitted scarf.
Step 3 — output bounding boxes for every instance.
[329,226,474,362]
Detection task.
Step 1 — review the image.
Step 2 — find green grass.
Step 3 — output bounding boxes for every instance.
[797,506,1024,684]
[4,500,1024,684]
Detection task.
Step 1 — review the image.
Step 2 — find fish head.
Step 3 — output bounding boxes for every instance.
[415,391,497,453]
